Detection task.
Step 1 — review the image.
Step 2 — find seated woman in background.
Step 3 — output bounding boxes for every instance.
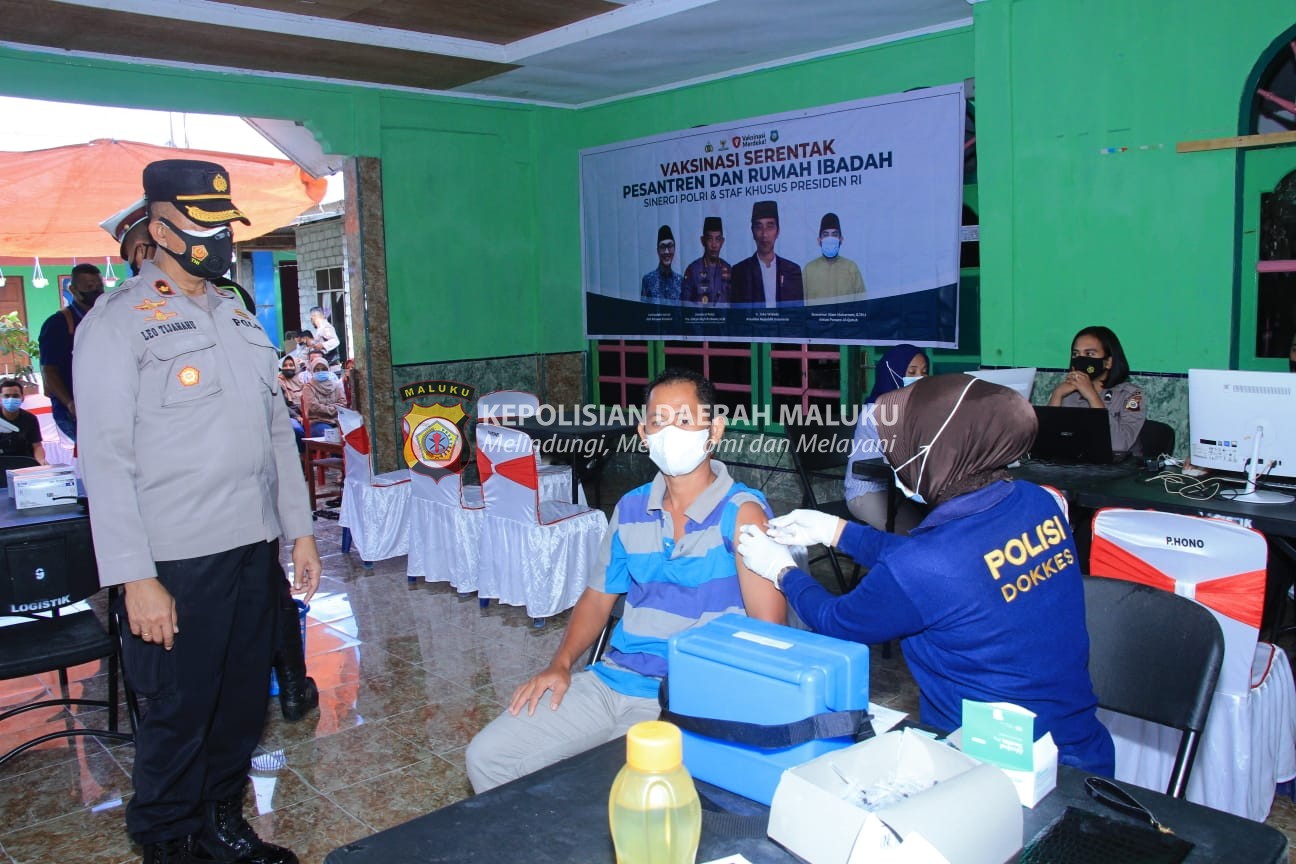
[1047,325,1145,453]
[301,357,343,437]
[278,355,306,449]
[739,374,1115,776]
[843,344,928,534]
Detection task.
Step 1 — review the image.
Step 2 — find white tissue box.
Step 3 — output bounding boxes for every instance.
[767,728,1023,864]
[13,472,78,509]
[960,700,1058,807]
[8,465,75,501]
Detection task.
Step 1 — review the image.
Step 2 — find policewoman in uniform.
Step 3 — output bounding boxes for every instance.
[738,374,1115,776]
[75,160,322,864]
[1046,325,1146,453]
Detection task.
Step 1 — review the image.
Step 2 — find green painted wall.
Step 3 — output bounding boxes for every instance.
[3,2,1290,375]
[973,0,1294,373]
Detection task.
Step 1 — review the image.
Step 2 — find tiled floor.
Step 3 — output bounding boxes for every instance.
[1,504,1295,862]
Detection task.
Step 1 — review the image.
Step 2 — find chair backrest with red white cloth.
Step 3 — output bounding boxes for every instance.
[1090,508,1267,696]
[475,424,540,524]
[336,407,374,484]
[476,390,540,425]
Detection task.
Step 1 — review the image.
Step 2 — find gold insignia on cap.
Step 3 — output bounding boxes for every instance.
[178,366,200,387]
[213,174,228,193]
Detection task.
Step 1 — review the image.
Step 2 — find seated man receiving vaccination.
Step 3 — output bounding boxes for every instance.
[465,369,786,792]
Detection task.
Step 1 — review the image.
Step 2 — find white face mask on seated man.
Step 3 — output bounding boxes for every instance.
[645,425,712,476]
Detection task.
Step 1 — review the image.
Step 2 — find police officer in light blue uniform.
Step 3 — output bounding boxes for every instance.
[76,160,322,864]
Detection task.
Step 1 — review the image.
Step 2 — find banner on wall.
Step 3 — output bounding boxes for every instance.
[580,83,965,347]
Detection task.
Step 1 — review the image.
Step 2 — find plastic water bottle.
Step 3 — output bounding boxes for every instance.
[608,721,702,864]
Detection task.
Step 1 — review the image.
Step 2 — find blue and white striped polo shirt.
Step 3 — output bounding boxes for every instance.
[590,460,772,698]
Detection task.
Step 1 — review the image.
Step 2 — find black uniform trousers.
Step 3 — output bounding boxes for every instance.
[117,541,279,844]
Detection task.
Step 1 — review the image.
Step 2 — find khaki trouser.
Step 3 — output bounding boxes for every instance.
[465,670,659,793]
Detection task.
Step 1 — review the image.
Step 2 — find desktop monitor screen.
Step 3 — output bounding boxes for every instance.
[964,367,1037,402]
[1188,368,1296,482]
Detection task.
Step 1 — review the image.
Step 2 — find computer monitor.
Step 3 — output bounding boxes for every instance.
[964,367,1037,402]
[1188,368,1296,504]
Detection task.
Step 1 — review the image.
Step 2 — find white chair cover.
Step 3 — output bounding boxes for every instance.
[473,424,607,617]
[476,389,540,424]
[1090,507,1296,820]
[477,390,582,503]
[337,407,411,562]
[22,393,75,468]
[406,464,484,591]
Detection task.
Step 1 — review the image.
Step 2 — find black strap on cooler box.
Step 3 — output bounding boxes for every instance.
[657,676,875,749]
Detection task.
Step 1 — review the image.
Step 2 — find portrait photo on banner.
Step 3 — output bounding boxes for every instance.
[580,83,966,347]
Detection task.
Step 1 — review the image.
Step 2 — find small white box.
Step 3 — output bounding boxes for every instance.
[959,701,1058,807]
[14,474,79,509]
[7,465,75,499]
[767,729,1022,864]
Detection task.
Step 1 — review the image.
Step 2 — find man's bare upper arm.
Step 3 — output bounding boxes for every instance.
[733,500,787,624]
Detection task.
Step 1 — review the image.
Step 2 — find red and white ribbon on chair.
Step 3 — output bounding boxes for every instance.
[343,423,370,456]
[476,452,539,490]
[1090,536,1266,629]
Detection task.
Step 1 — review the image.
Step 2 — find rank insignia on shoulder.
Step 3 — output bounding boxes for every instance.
[154,280,175,296]
[178,366,200,387]
[134,298,168,312]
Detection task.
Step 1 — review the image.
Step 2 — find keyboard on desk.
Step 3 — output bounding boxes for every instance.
[1014,458,1145,486]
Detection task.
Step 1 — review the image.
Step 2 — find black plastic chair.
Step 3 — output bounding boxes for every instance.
[1082,575,1224,798]
[0,517,135,766]
[784,418,858,593]
[1132,420,1176,459]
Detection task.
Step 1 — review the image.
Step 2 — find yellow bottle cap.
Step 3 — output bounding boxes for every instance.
[625,721,683,772]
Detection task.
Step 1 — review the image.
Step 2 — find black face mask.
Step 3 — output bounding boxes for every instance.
[1070,354,1107,379]
[74,288,104,308]
[158,218,233,279]
[281,368,297,379]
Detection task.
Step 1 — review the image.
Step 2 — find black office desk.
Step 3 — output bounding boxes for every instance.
[0,488,86,531]
[1070,473,1296,539]
[325,736,1287,864]
[514,420,637,507]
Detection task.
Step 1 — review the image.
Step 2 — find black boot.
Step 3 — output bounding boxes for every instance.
[194,796,297,864]
[272,579,318,723]
[143,836,193,864]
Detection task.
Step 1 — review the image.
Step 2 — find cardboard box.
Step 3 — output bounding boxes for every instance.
[8,465,75,501]
[768,729,1023,864]
[667,614,870,805]
[14,472,79,509]
[959,700,1058,807]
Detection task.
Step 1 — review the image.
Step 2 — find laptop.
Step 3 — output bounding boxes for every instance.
[1031,407,1116,464]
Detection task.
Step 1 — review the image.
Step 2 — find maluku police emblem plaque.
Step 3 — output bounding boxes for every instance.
[402,402,468,479]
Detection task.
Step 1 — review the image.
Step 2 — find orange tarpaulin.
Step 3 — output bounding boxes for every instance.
[0,139,328,258]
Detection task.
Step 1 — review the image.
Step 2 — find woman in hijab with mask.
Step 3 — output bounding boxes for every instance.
[301,357,342,437]
[1047,325,1145,453]
[739,374,1114,776]
[843,344,929,533]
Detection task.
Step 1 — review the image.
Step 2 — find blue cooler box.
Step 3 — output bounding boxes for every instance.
[666,614,869,804]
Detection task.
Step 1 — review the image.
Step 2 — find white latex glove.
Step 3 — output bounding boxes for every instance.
[738,524,798,587]
[767,509,845,548]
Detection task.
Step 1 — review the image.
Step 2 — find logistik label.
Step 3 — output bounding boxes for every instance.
[983,515,1074,603]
